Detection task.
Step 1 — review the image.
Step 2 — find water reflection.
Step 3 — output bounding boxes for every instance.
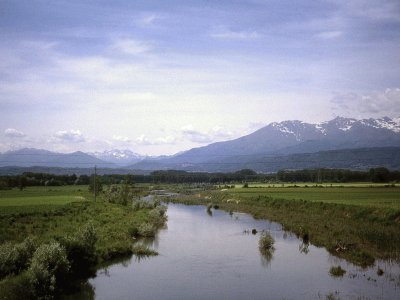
[62,282,95,300]
[299,241,310,254]
[259,248,274,267]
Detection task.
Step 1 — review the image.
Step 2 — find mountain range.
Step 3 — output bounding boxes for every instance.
[1,116,400,172]
[89,149,145,166]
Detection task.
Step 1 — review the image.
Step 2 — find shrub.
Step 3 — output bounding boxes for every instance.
[28,241,70,299]
[259,232,275,251]
[0,237,37,279]
[57,223,98,278]
[148,206,167,225]
[131,244,158,256]
[138,223,156,237]
[132,198,161,211]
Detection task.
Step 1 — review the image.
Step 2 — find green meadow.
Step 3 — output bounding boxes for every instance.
[0,186,89,215]
[224,186,400,209]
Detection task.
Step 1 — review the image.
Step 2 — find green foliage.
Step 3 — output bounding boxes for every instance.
[131,244,158,256]
[0,185,169,298]
[104,184,133,206]
[88,175,102,195]
[57,223,98,277]
[138,222,156,237]
[28,241,70,299]
[259,232,275,251]
[132,198,161,211]
[148,205,167,224]
[0,237,37,279]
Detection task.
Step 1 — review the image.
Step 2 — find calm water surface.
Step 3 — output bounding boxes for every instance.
[89,204,399,300]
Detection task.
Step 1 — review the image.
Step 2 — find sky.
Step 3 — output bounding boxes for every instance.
[1,0,400,155]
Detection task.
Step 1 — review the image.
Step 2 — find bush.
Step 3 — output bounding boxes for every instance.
[259,232,275,251]
[58,223,98,277]
[0,237,37,279]
[104,184,134,206]
[132,198,161,211]
[28,241,70,299]
[131,244,158,256]
[148,206,167,225]
[138,223,156,237]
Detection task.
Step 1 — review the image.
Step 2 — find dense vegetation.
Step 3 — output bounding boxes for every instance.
[1,167,400,191]
[0,185,167,299]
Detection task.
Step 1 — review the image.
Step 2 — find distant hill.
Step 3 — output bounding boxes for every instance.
[0,166,150,176]
[0,148,113,168]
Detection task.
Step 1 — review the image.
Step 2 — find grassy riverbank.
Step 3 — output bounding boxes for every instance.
[0,186,166,299]
[169,185,400,267]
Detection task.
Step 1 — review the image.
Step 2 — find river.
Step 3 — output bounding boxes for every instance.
[84,203,399,299]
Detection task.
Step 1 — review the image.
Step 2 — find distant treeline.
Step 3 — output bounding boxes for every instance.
[1,168,399,189]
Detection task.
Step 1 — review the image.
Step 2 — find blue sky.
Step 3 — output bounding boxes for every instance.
[1,0,400,155]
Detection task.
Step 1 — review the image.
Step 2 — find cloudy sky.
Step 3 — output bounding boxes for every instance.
[1,0,400,155]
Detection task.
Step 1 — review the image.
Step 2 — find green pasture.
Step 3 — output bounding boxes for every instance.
[234,182,396,188]
[0,186,90,215]
[223,187,400,209]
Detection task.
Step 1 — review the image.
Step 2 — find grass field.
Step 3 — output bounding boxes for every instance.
[223,187,400,209]
[0,186,90,215]
[236,182,397,188]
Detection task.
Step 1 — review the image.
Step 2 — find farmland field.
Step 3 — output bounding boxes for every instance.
[0,186,90,215]
[224,186,400,209]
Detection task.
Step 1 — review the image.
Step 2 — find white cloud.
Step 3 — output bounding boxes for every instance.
[137,13,162,26]
[111,38,152,55]
[112,135,131,143]
[181,125,233,144]
[210,28,260,40]
[4,128,26,138]
[331,88,400,116]
[315,31,343,39]
[135,134,177,145]
[54,130,85,143]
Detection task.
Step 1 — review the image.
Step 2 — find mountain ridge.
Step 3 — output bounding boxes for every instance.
[129,116,400,171]
[1,116,400,171]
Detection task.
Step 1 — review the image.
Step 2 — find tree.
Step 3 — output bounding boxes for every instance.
[370,167,390,183]
[89,175,102,194]
[18,176,27,191]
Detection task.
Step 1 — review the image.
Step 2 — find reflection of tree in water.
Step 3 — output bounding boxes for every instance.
[259,248,274,267]
[299,241,310,254]
[66,281,95,300]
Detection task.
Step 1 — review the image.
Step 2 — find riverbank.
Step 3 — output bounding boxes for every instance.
[167,186,400,267]
[0,186,166,299]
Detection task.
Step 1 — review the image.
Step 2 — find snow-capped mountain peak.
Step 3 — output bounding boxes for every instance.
[90,149,146,166]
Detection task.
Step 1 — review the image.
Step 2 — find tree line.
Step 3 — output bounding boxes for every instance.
[1,167,399,189]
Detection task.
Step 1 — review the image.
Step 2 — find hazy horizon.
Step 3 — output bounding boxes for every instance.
[1,1,400,155]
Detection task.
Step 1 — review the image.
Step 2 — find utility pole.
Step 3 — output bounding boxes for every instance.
[94,165,97,203]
